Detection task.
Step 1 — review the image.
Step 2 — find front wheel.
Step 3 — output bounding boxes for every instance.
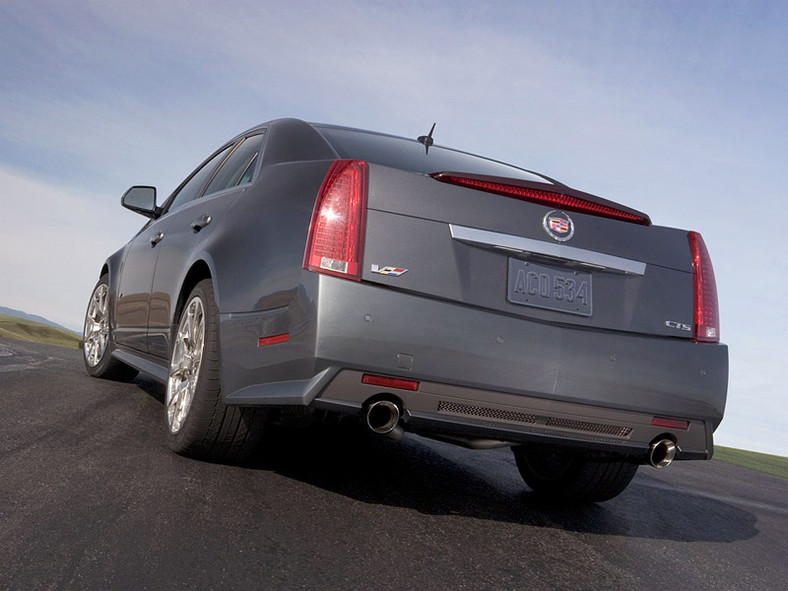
[513,444,638,504]
[165,278,266,463]
[83,274,138,381]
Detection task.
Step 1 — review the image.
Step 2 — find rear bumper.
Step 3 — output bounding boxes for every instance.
[221,276,728,459]
[314,370,714,460]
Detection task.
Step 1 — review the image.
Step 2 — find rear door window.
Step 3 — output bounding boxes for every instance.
[203,132,265,197]
[166,144,234,213]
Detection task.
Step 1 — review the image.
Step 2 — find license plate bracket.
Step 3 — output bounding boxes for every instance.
[507,258,593,316]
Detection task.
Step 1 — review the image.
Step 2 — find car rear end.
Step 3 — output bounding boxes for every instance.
[291,126,728,467]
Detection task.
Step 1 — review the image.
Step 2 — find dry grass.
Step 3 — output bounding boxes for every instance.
[714,446,787,479]
[0,314,81,349]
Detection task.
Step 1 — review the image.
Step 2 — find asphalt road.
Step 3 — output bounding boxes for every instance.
[0,339,785,591]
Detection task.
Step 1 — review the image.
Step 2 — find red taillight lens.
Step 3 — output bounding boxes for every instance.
[689,231,720,343]
[432,173,650,225]
[304,160,368,281]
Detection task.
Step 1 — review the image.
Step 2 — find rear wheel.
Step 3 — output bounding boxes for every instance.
[513,444,638,503]
[83,274,138,381]
[165,278,266,463]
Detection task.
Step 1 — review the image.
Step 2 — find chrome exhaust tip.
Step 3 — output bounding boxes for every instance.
[366,400,402,438]
[649,439,677,469]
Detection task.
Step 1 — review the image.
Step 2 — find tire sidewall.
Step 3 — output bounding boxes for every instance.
[166,279,221,454]
[514,445,582,493]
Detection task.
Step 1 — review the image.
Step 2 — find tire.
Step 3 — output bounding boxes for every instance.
[513,444,638,503]
[165,278,267,463]
[82,274,138,381]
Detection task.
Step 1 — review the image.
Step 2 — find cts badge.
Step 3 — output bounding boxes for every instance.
[543,210,575,242]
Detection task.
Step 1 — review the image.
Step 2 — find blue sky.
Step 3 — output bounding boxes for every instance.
[1,0,785,456]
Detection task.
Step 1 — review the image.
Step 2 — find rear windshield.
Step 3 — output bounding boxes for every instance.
[315,125,552,184]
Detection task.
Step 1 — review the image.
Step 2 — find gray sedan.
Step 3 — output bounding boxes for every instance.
[83,118,728,503]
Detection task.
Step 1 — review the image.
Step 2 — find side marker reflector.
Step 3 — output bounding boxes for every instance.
[258,333,290,347]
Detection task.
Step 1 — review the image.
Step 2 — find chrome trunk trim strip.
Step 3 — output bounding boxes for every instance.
[450,224,647,275]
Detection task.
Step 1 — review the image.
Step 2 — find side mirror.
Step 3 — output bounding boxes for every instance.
[122,186,160,218]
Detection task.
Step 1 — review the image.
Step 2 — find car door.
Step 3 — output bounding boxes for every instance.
[114,142,236,353]
[146,131,266,359]
[114,216,177,352]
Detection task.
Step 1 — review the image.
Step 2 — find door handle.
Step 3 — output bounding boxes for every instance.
[191,214,212,232]
[150,231,165,246]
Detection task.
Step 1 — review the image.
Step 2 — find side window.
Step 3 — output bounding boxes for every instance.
[166,144,234,213]
[203,132,265,197]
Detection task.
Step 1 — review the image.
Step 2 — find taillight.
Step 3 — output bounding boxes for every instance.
[304,160,368,281]
[689,231,720,343]
[432,172,650,225]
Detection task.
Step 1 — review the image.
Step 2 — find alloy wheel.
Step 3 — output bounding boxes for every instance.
[83,283,110,367]
[166,295,206,433]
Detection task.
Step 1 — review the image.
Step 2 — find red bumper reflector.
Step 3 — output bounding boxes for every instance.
[258,333,289,347]
[362,374,420,391]
[652,417,690,430]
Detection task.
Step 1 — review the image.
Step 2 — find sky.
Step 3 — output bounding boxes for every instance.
[0,0,786,456]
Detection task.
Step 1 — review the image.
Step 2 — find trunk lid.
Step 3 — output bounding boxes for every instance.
[361,164,696,339]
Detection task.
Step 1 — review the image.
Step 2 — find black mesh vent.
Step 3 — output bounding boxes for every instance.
[437,401,539,425]
[437,401,632,438]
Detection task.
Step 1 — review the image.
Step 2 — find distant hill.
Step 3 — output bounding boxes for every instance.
[0,314,82,349]
[0,306,79,334]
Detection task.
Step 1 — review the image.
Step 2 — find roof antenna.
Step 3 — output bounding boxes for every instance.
[417,123,436,154]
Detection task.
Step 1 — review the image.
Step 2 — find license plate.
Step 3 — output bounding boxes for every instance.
[507,258,593,316]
